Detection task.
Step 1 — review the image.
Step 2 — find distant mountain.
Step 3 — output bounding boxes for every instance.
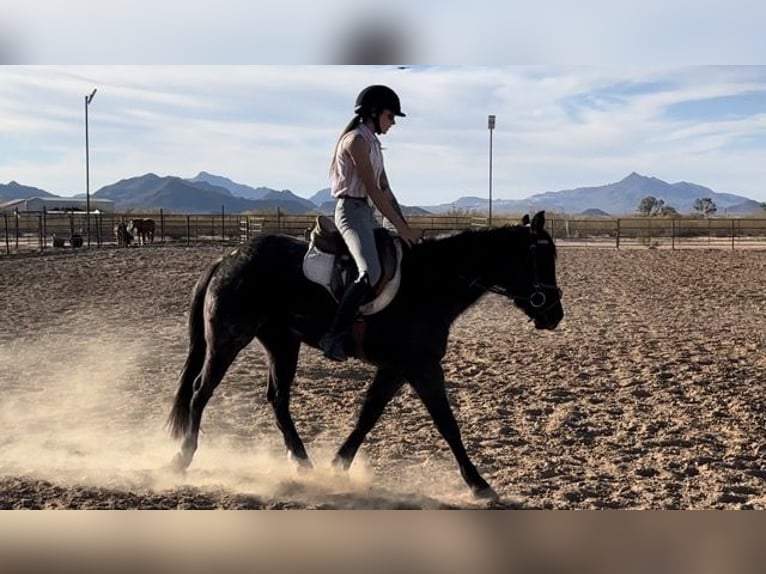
[727,200,764,215]
[423,173,761,215]
[579,208,612,217]
[260,189,317,212]
[420,196,488,213]
[5,171,763,217]
[0,181,58,202]
[186,171,269,200]
[308,187,332,206]
[93,173,316,214]
[93,173,231,211]
[186,172,319,212]
[517,172,765,215]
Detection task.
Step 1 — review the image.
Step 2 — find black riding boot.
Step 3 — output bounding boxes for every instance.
[319,277,372,362]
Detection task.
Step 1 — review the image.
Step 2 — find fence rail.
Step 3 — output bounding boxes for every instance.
[4,210,766,255]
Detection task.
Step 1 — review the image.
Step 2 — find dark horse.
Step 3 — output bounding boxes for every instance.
[167,211,563,499]
[129,218,155,245]
[114,221,133,247]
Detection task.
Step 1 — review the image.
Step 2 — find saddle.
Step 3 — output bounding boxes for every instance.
[302,215,402,316]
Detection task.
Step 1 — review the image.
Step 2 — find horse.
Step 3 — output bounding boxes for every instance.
[129,218,155,245]
[114,221,133,247]
[167,211,563,500]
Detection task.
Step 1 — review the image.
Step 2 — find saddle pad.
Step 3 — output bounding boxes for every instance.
[359,240,403,316]
[302,244,335,290]
[302,240,403,316]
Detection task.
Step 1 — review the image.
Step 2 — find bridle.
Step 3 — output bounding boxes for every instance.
[463,232,562,318]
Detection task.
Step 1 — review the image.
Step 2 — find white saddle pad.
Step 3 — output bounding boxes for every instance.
[302,241,402,316]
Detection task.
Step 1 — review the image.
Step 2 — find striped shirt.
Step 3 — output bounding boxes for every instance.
[330,123,384,199]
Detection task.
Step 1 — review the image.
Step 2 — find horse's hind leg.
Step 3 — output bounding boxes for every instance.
[407,361,498,500]
[333,367,404,471]
[171,348,238,471]
[259,328,311,469]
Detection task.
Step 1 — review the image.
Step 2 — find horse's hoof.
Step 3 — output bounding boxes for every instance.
[473,486,500,502]
[331,456,351,473]
[287,451,313,473]
[168,452,190,474]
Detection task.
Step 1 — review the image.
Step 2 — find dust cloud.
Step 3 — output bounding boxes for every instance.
[0,312,474,509]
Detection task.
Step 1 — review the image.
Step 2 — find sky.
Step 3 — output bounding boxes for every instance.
[1,2,765,205]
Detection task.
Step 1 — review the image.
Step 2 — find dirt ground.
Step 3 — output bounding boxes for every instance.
[0,241,764,509]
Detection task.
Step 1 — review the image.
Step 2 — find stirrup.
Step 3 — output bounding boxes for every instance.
[319,333,347,362]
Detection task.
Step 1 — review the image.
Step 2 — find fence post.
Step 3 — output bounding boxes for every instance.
[616,219,620,249]
[15,210,19,250]
[648,217,652,246]
[671,218,676,250]
[4,213,9,255]
[731,219,735,250]
[186,215,191,246]
[221,205,225,242]
[160,208,165,244]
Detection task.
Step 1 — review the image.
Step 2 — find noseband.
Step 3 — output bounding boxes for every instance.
[522,238,562,312]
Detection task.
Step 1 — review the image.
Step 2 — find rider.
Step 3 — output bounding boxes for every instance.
[319,84,420,362]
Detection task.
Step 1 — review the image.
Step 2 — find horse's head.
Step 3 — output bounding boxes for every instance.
[510,211,563,330]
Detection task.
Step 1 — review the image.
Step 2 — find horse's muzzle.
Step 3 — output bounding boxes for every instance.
[533,305,563,330]
[534,318,560,330]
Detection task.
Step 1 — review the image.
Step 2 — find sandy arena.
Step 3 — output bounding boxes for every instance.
[0,242,764,509]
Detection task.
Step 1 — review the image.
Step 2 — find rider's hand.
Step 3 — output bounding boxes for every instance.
[398,224,420,247]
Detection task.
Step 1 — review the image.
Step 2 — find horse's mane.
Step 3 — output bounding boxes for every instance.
[410,224,550,265]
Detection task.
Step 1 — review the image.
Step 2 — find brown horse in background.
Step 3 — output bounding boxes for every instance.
[129,218,155,245]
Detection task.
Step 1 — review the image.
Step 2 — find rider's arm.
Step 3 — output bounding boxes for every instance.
[379,169,407,223]
[347,135,417,245]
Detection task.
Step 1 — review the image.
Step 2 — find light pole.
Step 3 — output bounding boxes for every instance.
[85,88,97,247]
[487,114,496,226]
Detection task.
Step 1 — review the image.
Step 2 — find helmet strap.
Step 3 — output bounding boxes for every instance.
[371,111,382,134]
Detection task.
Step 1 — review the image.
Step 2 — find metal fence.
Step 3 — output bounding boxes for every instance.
[470,215,766,249]
[1,210,263,254]
[549,217,766,249]
[4,210,766,255]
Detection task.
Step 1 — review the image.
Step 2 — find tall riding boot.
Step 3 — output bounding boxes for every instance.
[319,279,372,362]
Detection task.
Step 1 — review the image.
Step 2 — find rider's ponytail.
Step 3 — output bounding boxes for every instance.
[329,115,363,174]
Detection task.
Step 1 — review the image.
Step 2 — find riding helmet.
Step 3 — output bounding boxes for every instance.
[354,85,406,117]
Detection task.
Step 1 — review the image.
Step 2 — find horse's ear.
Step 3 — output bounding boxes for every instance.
[530,210,546,232]
[521,214,530,226]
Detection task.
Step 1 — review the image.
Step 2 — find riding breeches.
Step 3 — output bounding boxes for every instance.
[334,197,382,287]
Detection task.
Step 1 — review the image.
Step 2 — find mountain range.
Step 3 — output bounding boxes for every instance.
[421,172,763,216]
[1,171,763,216]
[0,181,58,201]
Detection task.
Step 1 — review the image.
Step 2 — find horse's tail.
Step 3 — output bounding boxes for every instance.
[167,256,224,439]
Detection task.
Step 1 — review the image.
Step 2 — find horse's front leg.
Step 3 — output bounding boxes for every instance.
[406,360,498,500]
[333,367,404,470]
[260,328,312,470]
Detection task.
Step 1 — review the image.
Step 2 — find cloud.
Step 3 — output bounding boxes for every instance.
[1,66,766,204]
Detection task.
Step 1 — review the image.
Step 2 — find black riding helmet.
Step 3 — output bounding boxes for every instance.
[354,85,406,118]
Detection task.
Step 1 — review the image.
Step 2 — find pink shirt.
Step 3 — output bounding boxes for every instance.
[330,123,384,199]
